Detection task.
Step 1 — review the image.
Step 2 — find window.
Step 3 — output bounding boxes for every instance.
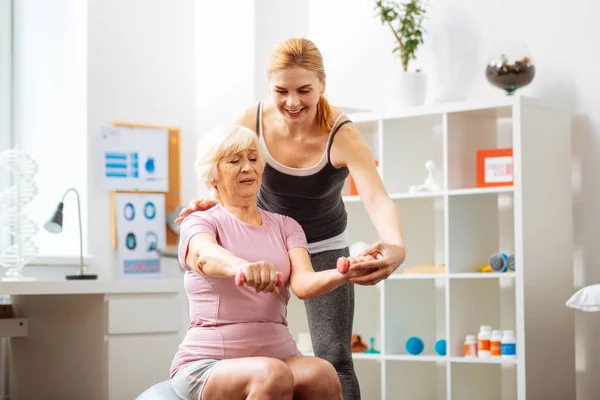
[0,1,13,259]
[11,1,88,262]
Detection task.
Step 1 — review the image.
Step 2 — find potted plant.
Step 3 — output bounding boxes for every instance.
[374,0,428,107]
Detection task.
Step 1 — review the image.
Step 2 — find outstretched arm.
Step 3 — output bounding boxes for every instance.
[186,233,280,294]
[288,248,374,300]
[186,233,245,278]
[330,122,406,285]
[288,248,346,300]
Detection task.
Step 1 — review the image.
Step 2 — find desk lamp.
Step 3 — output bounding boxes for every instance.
[44,188,97,280]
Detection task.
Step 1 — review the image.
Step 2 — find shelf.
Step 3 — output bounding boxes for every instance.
[302,352,517,365]
[449,356,517,365]
[343,191,443,203]
[449,273,515,279]
[0,318,28,337]
[342,187,512,204]
[293,97,574,399]
[347,95,522,123]
[302,351,382,361]
[389,273,446,280]
[447,187,513,196]
[385,354,444,362]
[353,353,382,360]
[389,272,515,280]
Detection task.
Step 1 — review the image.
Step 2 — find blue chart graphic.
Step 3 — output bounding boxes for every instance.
[104,152,139,178]
[145,231,158,252]
[144,201,156,220]
[145,157,155,174]
[130,152,139,178]
[124,203,135,221]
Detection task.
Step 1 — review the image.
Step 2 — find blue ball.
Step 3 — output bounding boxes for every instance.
[435,339,447,356]
[406,337,424,355]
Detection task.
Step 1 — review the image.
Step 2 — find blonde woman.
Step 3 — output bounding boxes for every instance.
[177,38,406,400]
[171,125,373,399]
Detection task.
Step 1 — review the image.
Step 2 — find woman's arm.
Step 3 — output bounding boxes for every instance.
[288,248,374,300]
[288,248,346,300]
[186,233,245,278]
[186,233,280,293]
[330,122,407,284]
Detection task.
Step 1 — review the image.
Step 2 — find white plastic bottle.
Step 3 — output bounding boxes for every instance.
[501,330,517,359]
[464,335,477,357]
[490,330,503,358]
[478,325,492,359]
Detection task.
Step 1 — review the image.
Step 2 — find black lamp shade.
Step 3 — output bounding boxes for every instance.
[44,202,64,233]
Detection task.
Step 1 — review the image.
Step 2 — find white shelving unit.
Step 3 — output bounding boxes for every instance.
[287,96,575,400]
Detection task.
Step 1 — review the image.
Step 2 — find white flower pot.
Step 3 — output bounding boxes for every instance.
[386,71,428,109]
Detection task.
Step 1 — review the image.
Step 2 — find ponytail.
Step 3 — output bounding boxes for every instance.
[317,94,333,135]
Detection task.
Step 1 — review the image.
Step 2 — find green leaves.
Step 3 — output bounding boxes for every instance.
[374,0,428,71]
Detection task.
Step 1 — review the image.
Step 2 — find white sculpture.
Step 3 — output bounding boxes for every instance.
[409,160,441,193]
[0,146,39,281]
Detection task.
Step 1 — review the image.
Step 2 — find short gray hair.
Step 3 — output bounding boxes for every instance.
[195,125,265,200]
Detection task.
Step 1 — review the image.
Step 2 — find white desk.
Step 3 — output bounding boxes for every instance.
[0,278,187,400]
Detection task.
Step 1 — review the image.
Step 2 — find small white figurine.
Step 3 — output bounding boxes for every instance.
[409,160,440,193]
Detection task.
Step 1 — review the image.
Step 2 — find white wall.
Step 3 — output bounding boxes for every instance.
[309,0,600,398]
[87,0,196,278]
[254,0,309,100]
[193,0,309,198]
[193,0,256,199]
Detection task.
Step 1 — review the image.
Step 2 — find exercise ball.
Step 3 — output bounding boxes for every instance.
[406,337,424,355]
[435,339,447,356]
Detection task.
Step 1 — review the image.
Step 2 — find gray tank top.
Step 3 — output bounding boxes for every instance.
[255,101,352,251]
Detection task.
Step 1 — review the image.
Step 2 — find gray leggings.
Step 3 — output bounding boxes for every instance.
[305,247,360,400]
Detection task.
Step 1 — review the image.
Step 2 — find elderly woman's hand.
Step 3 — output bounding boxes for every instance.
[175,198,218,225]
[235,261,281,294]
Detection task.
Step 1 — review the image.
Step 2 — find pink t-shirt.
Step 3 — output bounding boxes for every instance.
[170,205,308,378]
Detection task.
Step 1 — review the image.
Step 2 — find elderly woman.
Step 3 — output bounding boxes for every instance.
[170,125,369,400]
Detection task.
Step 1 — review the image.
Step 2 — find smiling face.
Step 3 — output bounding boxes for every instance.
[214,145,263,203]
[269,66,325,126]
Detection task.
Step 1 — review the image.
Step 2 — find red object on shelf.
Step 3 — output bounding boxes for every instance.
[476,148,513,187]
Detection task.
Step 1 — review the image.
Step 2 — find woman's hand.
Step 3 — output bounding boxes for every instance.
[235,261,281,294]
[347,241,406,286]
[175,199,218,225]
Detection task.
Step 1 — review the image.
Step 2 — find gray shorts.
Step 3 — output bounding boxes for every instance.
[171,359,220,400]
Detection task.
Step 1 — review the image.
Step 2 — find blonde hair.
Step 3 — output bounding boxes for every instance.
[267,38,333,135]
[195,125,265,201]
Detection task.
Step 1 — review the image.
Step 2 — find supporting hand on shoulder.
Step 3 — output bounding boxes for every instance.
[175,198,218,225]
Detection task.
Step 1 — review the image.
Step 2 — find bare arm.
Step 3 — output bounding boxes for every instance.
[330,122,407,284]
[288,248,346,300]
[186,233,280,293]
[332,123,404,246]
[287,248,375,300]
[185,233,246,278]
